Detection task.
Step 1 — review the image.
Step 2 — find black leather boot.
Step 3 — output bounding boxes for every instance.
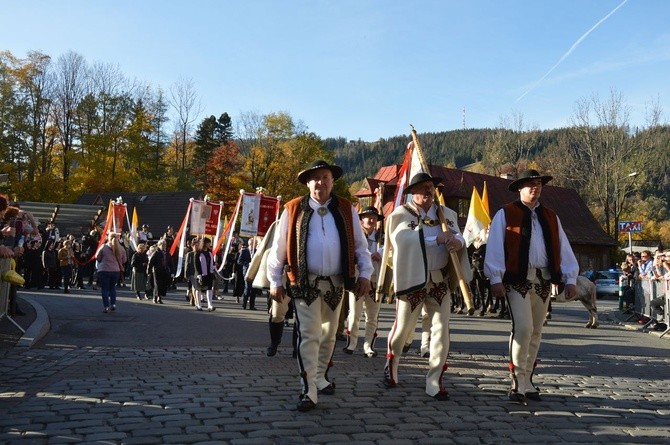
[266,321,284,356]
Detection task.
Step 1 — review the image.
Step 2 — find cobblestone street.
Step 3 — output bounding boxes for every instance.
[1,289,669,444]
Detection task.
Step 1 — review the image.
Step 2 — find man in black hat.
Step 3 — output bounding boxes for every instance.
[343,206,384,357]
[266,159,373,412]
[382,172,471,401]
[484,169,578,405]
[139,224,153,244]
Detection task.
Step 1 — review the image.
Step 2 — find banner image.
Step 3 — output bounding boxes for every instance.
[239,194,261,238]
[190,200,222,236]
[257,196,279,237]
[111,203,127,234]
[239,193,280,238]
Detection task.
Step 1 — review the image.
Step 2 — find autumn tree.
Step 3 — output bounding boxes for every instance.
[169,77,200,172]
[14,51,55,182]
[193,113,233,188]
[268,132,334,202]
[0,51,26,187]
[481,112,538,175]
[549,89,659,239]
[238,111,308,192]
[202,141,244,208]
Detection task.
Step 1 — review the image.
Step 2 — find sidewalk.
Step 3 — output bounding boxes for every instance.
[0,296,36,351]
[606,306,669,338]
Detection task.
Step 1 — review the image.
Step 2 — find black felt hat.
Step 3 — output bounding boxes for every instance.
[358,206,384,221]
[403,172,443,195]
[297,160,343,184]
[508,169,553,192]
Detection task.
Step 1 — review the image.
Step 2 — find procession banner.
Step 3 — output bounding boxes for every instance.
[239,193,280,238]
[239,194,261,238]
[213,192,243,261]
[190,200,223,236]
[110,202,126,235]
[91,200,127,261]
[130,208,139,248]
[170,200,194,277]
[380,141,424,300]
[481,181,491,220]
[463,186,491,248]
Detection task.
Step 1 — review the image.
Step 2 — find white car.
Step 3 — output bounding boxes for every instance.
[593,270,622,298]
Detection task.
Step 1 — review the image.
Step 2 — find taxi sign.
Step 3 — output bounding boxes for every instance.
[618,221,642,233]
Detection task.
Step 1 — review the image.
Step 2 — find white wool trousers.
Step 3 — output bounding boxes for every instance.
[344,291,381,354]
[386,281,451,397]
[195,289,214,309]
[269,295,290,323]
[294,280,343,404]
[506,279,551,395]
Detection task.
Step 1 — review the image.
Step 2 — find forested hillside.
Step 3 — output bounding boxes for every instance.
[327,128,567,182]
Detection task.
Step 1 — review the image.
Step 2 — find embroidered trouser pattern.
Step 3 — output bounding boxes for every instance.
[345,289,381,354]
[292,278,344,404]
[506,276,551,395]
[386,280,450,397]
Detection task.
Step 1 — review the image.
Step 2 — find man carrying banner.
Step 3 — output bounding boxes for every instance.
[484,169,578,404]
[343,206,384,358]
[267,160,373,412]
[382,172,470,401]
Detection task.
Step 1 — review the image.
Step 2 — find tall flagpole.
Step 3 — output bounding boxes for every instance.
[410,125,475,313]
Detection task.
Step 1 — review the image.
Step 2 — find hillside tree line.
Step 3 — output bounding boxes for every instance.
[1,50,669,246]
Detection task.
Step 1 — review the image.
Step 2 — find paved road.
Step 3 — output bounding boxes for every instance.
[1,286,669,444]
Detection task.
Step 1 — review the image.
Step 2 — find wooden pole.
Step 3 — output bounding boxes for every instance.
[410,125,475,313]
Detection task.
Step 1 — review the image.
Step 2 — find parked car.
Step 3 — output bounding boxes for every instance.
[593,270,622,298]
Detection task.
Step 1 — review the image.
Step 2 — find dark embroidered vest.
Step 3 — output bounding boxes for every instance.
[502,201,562,285]
[284,194,357,291]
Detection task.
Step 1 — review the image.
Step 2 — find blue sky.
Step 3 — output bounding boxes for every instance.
[3,0,669,141]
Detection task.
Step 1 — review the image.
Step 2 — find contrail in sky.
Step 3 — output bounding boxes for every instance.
[516,0,628,102]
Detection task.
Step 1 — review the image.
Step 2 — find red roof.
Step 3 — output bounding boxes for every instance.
[360,165,615,247]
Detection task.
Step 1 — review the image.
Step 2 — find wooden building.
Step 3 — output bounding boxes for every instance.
[76,191,203,237]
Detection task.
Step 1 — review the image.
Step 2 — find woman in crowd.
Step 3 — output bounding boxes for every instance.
[42,240,59,289]
[183,238,198,305]
[194,237,216,312]
[131,243,149,300]
[96,233,127,313]
[148,239,172,304]
[57,239,75,293]
[73,240,88,289]
[145,245,157,300]
[23,239,43,289]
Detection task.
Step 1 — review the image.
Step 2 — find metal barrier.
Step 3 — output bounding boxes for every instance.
[0,257,25,333]
[661,277,670,338]
[628,277,669,334]
[0,257,10,319]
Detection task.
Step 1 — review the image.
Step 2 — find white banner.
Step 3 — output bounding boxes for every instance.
[239,194,261,238]
[190,200,222,236]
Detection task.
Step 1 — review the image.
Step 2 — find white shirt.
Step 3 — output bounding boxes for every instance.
[484,201,579,286]
[364,229,384,282]
[267,196,373,288]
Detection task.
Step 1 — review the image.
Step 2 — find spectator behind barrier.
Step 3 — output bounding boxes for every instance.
[648,250,670,329]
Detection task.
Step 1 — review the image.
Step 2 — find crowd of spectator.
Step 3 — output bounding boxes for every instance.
[621,249,669,330]
[0,193,261,316]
